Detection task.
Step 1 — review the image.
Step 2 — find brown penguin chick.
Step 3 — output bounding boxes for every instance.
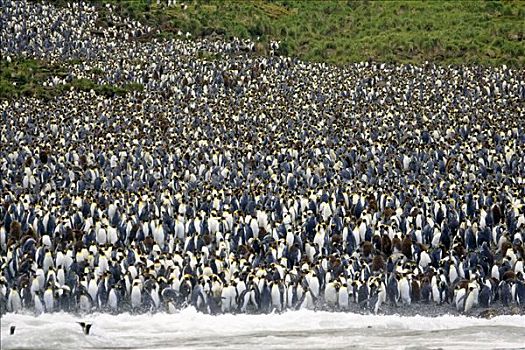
[367,195,378,212]
[502,270,516,282]
[237,244,249,257]
[420,277,431,301]
[392,235,402,252]
[371,254,385,272]
[445,157,456,173]
[202,234,212,246]
[416,242,428,253]
[401,235,413,260]
[411,279,421,302]
[500,241,512,257]
[143,236,155,252]
[381,234,392,256]
[453,242,466,259]
[331,257,342,275]
[299,256,310,267]
[18,275,30,290]
[372,234,382,252]
[383,207,395,220]
[329,254,338,266]
[238,244,254,259]
[492,204,502,225]
[62,227,74,243]
[27,226,40,240]
[10,221,22,241]
[78,153,87,166]
[362,241,373,258]
[39,149,49,164]
[515,245,525,261]
[73,229,84,243]
[74,240,85,252]
[457,279,470,289]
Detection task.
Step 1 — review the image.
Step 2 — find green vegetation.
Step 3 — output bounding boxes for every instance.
[0,59,143,100]
[2,1,522,100]
[0,59,64,100]
[100,0,524,66]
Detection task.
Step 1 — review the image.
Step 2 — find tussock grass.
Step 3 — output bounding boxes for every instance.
[102,0,524,66]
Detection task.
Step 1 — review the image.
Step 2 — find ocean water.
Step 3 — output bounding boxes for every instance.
[2,310,524,350]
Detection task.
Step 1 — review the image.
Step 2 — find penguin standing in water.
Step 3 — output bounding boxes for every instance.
[464,286,479,313]
[357,281,370,309]
[78,322,92,335]
[324,280,339,309]
[131,280,142,311]
[399,274,411,305]
[298,288,316,310]
[260,281,272,313]
[43,283,55,312]
[514,276,525,305]
[239,284,260,313]
[78,289,94,313]
[108,284,125,312]
[454,285,466,312]
[221,282,238,313]
[386,274,399,306]
[499,281,512,307]
[374,280,387,314]
[190,280,208,313]
[478,281,492,308]
[338,283,349,311]
[270,280,285,312]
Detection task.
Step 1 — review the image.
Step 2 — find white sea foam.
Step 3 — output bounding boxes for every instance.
[2,309,525,350]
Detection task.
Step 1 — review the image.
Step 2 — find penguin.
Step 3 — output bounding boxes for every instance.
[338,283,349,311]
[386,274,399,306]
[7,288,22,313]
[399,274,411,305]
[34,291,45,315]
[130,280,142,311]
[79,289,93,313]
[259,281,272,313]
[108,286,121,312]
[43,285,55,312]
[515,278,525,305]
[499,281,512,307]
[324,280,339,309]
[270,280,284,312]
[221,283,238,313]
[78,322,92,335]
[374,280,387,314]
[464,286,479,313]
[357,282,369,308]
[298,288,316,310]
[478,283,492,308]
[239,285,260,313]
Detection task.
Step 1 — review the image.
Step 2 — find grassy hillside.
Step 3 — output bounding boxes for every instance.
[0,59,143,100]
[2,1,523,100]
[106,0,524,66]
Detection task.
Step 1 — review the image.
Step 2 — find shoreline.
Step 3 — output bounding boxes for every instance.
[2,303,524,319]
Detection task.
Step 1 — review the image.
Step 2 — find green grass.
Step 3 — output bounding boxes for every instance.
[2,1,522,99]
[0,59,143,100]
[100,0,524,66]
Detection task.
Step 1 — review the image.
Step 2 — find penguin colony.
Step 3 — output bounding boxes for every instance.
[1,1,525,316]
